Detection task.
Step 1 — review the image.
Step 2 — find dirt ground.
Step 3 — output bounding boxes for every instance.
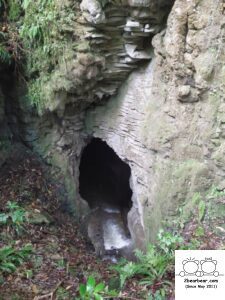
[0,146,153,299]
[0,145,224,300]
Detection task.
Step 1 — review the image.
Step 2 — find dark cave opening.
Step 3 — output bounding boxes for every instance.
[79,138,132,211]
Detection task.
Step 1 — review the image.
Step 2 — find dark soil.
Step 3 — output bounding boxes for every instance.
[0,145,149,300]
[0,145,224,300]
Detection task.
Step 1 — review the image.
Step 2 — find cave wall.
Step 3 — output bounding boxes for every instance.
[84,0,225,243]
[22,0,175,222]
[16,0,225,248]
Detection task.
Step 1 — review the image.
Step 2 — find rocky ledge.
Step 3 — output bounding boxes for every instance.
[78,0,174,103]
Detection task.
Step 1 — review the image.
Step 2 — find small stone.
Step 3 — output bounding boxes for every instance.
[126,20,140,28]
[50,254,62,261]
[217,180,225,191]
[178,85,191,97]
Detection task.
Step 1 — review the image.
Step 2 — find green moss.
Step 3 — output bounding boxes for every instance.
[8,0,22,21]
[19,0,77,114]
[178,192,202,227]
[207,202,225,220]
[144,160,213,241]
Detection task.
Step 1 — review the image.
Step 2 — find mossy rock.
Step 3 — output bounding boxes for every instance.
[144,160,213,242]
[26,210,53,225]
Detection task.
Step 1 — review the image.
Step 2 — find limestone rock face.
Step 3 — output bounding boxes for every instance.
[24,0,225,249]
[78,0,173,99]
[82,0,225,243]
[80,0,105,24]
[42,0,174,114]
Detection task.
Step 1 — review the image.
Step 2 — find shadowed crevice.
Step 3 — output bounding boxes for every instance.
[79,138,132,211]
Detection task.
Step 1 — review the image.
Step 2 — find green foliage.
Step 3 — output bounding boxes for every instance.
[157,229,183,254]
[21,0,31,10]
[198,200,206,222]
[26,78,47,114]
[8,0,22,21]
[206,185,225,199]
[112,230,183,290]
[78,276,117,300]
[24,269,33,279]
[19,0,56,47]
[148,289,166,300]
[0,201,26,234]
[112,260,141,288]
[192,192,202,204]
[19,0,76,113]
[194,226,205,237]
[0,244,32,274]
[0,1,23,69]
[174,192,203,229]
[0,45,12,64]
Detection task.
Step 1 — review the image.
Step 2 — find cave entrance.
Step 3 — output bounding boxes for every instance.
[79,138,134,259]
[79,138,132,211]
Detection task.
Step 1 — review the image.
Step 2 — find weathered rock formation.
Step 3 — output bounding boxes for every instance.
[36,0,174,114]
[84,0,225,244]
[4,0,225,252]
[78,0,173,101]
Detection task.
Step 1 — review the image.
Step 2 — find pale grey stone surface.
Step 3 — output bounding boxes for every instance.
[24,0,225,250]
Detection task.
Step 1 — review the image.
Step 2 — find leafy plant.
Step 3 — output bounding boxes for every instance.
[194,226,205,237]
[78,276,117,300]
[0,244,32,274]
[148,289,166,300]
[157,229,183,254]
[112,230,183,291]
[24,269,33,279]
[112,260,141,288]
[206,185,225,199]
[135,246,172,287]
[56,287,70,300]
[8,0,22,21]
[0,45,12,64]
[0,201,27,234]
[198,200,206,222]
[21,0,31,10]
[18,0,76,113]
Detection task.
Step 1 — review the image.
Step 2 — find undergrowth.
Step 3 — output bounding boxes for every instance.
[112,230,182,290]
[19,0,76,113]
[78,276,117,300]
[0,0,23,71]
[0,243,32,274]
[0,0,77,113]
[0,201,27,235]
